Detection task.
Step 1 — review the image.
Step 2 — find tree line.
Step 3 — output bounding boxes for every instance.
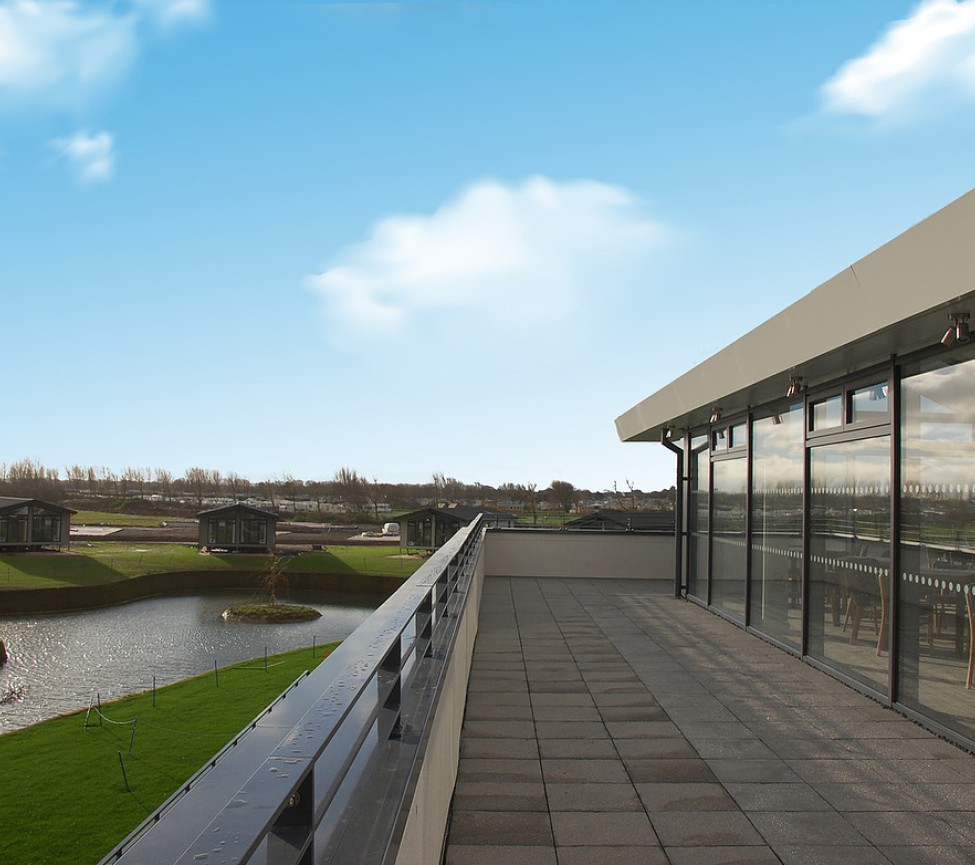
[0,458,675,520]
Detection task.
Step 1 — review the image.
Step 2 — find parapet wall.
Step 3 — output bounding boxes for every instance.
[483,529,675,580]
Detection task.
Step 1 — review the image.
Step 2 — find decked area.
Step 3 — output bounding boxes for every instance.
[446,577,975,865]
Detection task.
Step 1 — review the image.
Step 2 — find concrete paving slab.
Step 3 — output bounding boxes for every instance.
[665,846,782,865]
[556,846,669,865]
[541,758,631,784]
[636,782,738,812]
[650,811,765,846]
[545,781,643,811]
[447,810,553,846]
[457,758,543,783]
[772,845,894,864]
[551,811,658,846]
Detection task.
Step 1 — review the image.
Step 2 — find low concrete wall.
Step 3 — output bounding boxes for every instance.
[395,541,485,865]
[0,570,402,615]
[484,529,675,580]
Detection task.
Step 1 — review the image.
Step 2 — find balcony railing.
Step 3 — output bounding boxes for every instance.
[100,517,485,865]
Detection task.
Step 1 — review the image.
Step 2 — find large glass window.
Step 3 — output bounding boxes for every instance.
[240,519,268,545]
[750,404,804,648]
[711,456,747,621]
[407,518,432,548]
[687,434,709,601]
[808,437,891,692]
[0,508,29,543]
[899,356,975,740]
[31,509,62,543]
[208,518,236,546]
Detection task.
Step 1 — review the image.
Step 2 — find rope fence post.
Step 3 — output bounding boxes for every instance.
[118,751,132,793]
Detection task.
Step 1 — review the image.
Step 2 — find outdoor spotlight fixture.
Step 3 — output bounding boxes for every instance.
[786,375,804,399]
[942,312,971,347]
[709,408,721,424]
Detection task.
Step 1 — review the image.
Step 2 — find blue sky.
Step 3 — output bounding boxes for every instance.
[3,0,975,493]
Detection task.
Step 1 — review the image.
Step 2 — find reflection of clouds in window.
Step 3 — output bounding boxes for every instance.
[903,356,975,491]
[920,422,972,442]
[909,357,975,427]
[752,405,804,492]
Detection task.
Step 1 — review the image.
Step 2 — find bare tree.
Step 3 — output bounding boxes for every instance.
[305,479,326,515]
[65,465,86,493]
[98,466,119,498]
[6,458,60,498]
[431,472,445,508]
[281,474,300,514]
[226,472,249,502]
[520,483,540,527]
[155,467,174,501]
[366,478,390,521]
[258,478,278,509]
[184,467,208,509]
[334,467,367,515]
[209,469,223,500]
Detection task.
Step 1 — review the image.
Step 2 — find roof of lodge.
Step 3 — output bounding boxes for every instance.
[615,188,975,443]
[0,497,76,514]
[565,510,674,531]
[197,504,279,519]
[398,506,517,524]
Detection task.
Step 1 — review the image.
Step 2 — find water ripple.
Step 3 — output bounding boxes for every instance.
[0,591,374,733]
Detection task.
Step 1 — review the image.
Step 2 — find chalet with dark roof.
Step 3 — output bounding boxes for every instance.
[198,504,278,553]
[399,505,517,552]
[0,498,75,551]
[565,510,674,532]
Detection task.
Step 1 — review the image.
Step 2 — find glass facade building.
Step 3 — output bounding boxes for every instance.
[617,189,975,749]
[678,355,975,745]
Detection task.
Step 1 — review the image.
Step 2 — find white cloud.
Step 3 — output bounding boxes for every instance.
[307,176,671,335]
[0,1,138,111]
[134,0,210,31]
[52,129,114,182]
[820,0,975,120]
[0,0,210,113]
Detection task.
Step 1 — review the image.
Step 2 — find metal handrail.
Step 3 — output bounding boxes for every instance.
[101,517,484,865]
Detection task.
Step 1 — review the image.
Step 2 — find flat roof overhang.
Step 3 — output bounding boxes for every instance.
[616,188,975,442]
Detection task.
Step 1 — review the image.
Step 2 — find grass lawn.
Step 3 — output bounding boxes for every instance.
[0,544,422,589]
[0,643,339,865]
[71,511,183,528]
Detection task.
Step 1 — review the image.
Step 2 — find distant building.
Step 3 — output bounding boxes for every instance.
[198,504,278,553]
[565,510,674,532]
[399,505,517,552]
[0,498,75,551]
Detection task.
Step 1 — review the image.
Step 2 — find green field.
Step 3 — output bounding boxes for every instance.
[0,643,339,865]
[0,544,422,589]
[72,511,179,528]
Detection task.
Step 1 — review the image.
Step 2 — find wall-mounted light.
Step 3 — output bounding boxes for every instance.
[786,375,804,399]
[709,408,721,424]
[942,312,971,347]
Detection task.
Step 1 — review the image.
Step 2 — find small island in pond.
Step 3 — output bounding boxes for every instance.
[222,603,322,623]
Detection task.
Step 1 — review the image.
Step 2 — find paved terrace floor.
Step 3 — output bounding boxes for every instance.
[444,577,975,865]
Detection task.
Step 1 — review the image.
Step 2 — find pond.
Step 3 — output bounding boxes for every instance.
[0,590,378,733]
